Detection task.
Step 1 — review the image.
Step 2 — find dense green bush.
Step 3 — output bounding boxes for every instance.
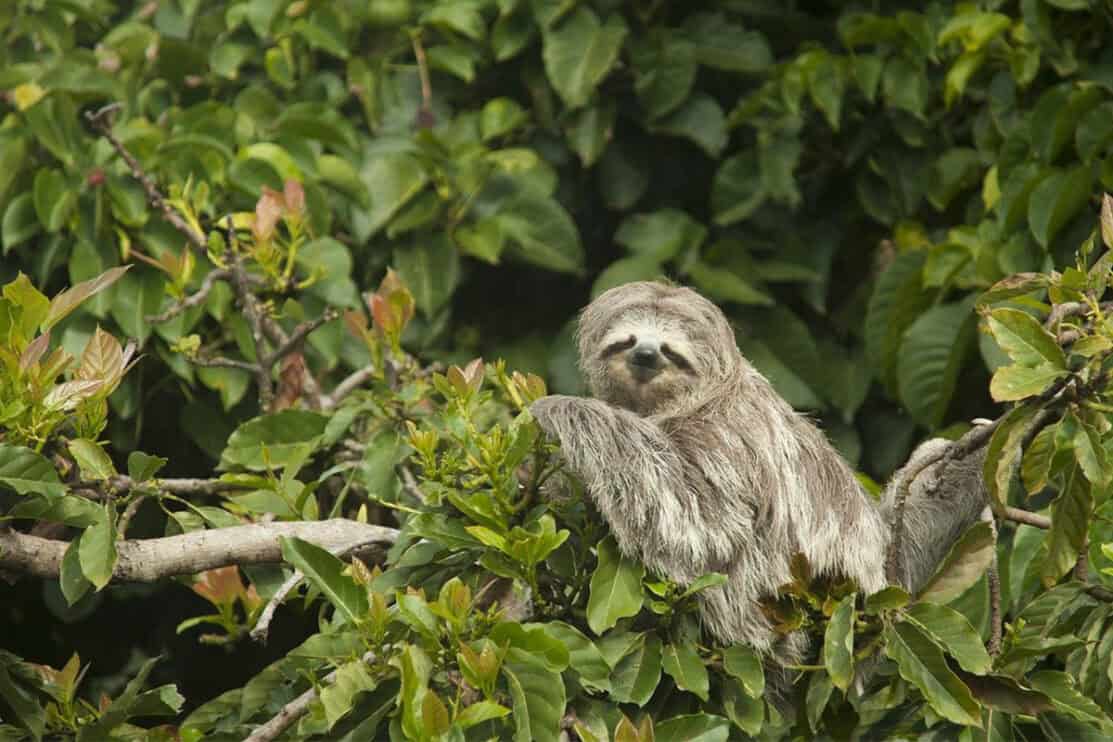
[2,0,1113,739]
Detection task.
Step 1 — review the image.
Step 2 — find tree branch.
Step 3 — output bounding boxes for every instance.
[85,103,207,252]
[1003,507,1051,529]
[320,366,377,410]
[0,520,396,583]
[147,268,233,323]
[243,652,375,742]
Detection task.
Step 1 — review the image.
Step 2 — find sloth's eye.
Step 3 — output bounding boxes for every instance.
[601,335,636,358]
[661,344,694,372]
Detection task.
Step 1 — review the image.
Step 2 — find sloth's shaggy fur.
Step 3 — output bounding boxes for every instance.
[531,281,986,662]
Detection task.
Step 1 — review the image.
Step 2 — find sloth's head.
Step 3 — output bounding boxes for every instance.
[577,282,743,415]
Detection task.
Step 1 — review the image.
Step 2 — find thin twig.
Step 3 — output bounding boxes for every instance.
[262,309,340,368]
[411,34,434,128]
[321,366,377,410]
[85,103,206,252]
[250,568,306,644]
[147,268,232,323]
[985,511,1002,656]
[1003,507,1051,529]
[243,652,375,742]
[117,495,148,539]
[397,463,426,503]
[193,356,260,373]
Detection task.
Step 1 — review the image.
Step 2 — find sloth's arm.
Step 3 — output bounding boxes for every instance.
[531,395,746,580]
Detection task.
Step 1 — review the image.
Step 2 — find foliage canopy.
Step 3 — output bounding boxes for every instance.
[3,0,1113,739]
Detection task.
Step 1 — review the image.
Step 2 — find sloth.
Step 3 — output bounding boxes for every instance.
[530,281,987,663]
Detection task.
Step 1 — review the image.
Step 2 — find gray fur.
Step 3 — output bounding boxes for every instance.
[531,282,986,662]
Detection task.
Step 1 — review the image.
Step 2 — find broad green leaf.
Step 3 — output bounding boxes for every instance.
[904,602,992,674]
[1022,424,1055,495]
[587,536,644,634]
[2,192,40,253]
[0,444,64,497]
[865,250,933,396]
[68,439,117,480]
[683,13,771,72]
[805,670,833,732]
[650,94,727,158]
[108,270,163,347]
[654,714,730,742]
[990,364,1067,402]
[456,700,511,729]
[983,404,1038,509]
[1028,167,1093,248]
[823,593,856,691]
[541,621,610,691]
[496,193,584,274]
[357,153,428,240]
[883,622,981,726]
[394,235,459,318]
[1029,671,1113,732]
[423,1,485,40]
[394,644,431,741]
[711,151,766,226]
[78,509,117,590]
[721,678,763,735]
[33,168,76,232]
[60,538,92,606]
[127,451,167,483]
[609,634,662,706]
[896,298,976,427]
[220,410,328,471]
[319,659,376,729]
[661,639,709,701]
[480,98,528,141]
[565,102,615,167]
[615,209,706,262]
[686,261,772,306]
[1071,416,1108,486]
[491,624,569,672]
[1042,465,1092,587]
[630,37,697,119]
[542,9,627,109]
[722,644,764,697]
[280,536,368,622]
[917,521,995,605]
[599,142,648,211]
[591,257,664,298]
[986,309,1066,369]
[504,654,565,742]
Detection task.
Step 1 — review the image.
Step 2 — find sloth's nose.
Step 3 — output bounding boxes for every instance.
[629,344,662,370]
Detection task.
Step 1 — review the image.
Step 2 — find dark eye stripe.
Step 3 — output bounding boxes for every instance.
[601,335,635,358]
[661,344,694,372]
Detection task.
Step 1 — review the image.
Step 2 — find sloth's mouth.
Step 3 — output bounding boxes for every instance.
[627,363,662,383]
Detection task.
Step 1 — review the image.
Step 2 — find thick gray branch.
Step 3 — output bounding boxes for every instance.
[0,520,396,583]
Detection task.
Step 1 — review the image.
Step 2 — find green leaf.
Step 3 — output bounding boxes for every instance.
[805,670,833,732]
[456,700,511,729]
[1028,167,1093,248]
[591,257,665,298]
[319,659,376,729]
[33,168,76,233]
[615,209,706,262]
[220,410,328,471]
[823,593,856,691]
[865,250,933,396]
[650,94,727,158]
[598,142,648,211]
[480,98,529,141]
[587,536,644,634]
[504,654,565,742]
[662,639,709,701]
[631,37,697,120]
[280,536,368,623]
[496,193,584,274]
[686,261,772,306]
[565,102,615,167]
[904,602,992,674]
[721,678,763,735]
[394,235,459,318]
[710,151,766,226]
[1042,464,1092,587]
[542,9,627,109]
[541,621,611,692]
[917,521,995,605]
[3,193,40,253]
[683,13,771,72]
[609,634,662,706]
[78,509,117,590]
[109,268,164,345]
[883,621,981,726]
[986,309,1066,369]
[60,538,92,606]
[1070,415,1108,486]
[990,364,1067,402]
[422,1,485,41]
[0,444,63,497]
[896,298,976,427]
[68,439,117,480]
[357,153,428,240]
[722,644,764,697]
[1029,671,1113,732]
[654,714,730,742]
[394,644,431,741]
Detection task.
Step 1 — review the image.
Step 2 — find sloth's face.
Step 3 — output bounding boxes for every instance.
[594,311,701,415]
